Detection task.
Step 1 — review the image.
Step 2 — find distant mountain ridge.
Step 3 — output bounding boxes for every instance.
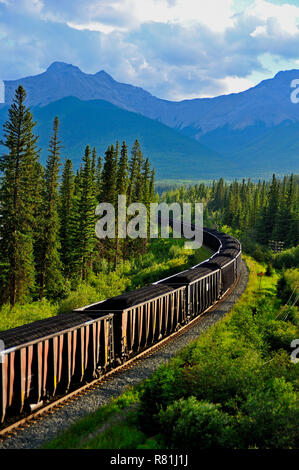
[0,96,224,179]
[4,62,164,114]
[5,62,299,134]
[3,62,299,178]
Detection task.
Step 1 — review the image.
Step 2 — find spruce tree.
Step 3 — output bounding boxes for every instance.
[77,145,97,279]
[149,168,156,202]
[117,141,129,196]
[36,117,64,299]
[96,154,103,201]
[127,139,141,205]
[0,86,40,305]
[101,145,117,205]
[115,141,129,262]
[133,141,144,203]
[91,147,98,199]
[59,158,75,277]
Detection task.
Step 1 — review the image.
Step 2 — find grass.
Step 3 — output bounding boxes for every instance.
[43,254,299,449]
[44,388,141,449]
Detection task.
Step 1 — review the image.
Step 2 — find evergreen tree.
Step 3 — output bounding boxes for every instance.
[77,145,97,279]
[36,117,64,299]
[59,158,75,277]
[258,174,280,244]
[141,157,151,253]
[0,86,40,305]
[142,157,151,208]
[91,147,97,199]
[96,154,103,201]
[101,145,117,205]
[127,139,141,205]
[149,168,156,202]
[100,145,118,262]
[117,141,129,196]
[133,143,144,203]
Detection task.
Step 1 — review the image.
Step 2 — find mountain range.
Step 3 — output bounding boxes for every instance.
[2,62,299,179]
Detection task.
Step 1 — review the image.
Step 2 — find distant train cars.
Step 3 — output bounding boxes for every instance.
[0,226,241,423]
[158,265,220,319]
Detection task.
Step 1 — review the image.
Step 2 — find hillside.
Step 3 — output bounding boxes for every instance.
[5,63,299,134]
[3,63,299,178]
[0,96,223,179]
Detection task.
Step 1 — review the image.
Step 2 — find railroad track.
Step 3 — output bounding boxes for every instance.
[0,273,241,440]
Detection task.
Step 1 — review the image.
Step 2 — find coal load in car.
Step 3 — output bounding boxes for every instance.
[220,248,240,258]
[202,229,221,251]
[83,284,174,311]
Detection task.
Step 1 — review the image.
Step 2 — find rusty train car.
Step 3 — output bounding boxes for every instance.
[0,226,241,423]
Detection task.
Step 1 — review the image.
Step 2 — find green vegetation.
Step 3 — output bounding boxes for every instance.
[44,256,299,449]
[0,86,156,310]
[0,237,211,331]
[160,175,299,258]
[277,268,299,306]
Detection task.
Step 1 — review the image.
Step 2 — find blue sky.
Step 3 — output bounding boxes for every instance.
[1,0,299,100]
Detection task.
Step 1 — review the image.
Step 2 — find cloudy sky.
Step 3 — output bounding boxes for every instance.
[1,0,299,100]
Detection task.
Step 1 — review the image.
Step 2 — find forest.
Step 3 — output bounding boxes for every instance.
[0,86,156,308]
[161,175,299,262]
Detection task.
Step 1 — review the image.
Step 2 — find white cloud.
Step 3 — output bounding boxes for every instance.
[1,0,299,99]
[247,0,299,36]
[213,76,255,96]
[42,0,236,33]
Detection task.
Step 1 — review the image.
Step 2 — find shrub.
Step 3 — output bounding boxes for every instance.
[277,269,299,306]
[58,282,99,314]
[265,264,274,276]
[0,299,59,331]
[275,305,299,325]
[273,245,299,269]
[263,320,298,351]
[158,397,236,449]
[137,363,184,434]
[240,378,299,448]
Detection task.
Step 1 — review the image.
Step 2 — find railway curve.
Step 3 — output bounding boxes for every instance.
[0,223,243,440]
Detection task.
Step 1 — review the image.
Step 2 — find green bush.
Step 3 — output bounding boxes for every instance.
[263,320,298,351]
[0,299,59,331]
[273,245,299,269]
[158,397,236,449]
[240,378,299,448]
[275,305,299,325]
[265,264,274,276]
[277,268,299,306]
[58,282,100,314]
[137,362,184,434]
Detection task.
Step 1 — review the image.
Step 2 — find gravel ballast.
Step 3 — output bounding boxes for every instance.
[0,261,248,449]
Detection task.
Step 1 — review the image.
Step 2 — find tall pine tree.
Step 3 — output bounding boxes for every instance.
[0,86,40,305]
[36,117,64,299]
[59,158,75,277]
[77,145,97,279]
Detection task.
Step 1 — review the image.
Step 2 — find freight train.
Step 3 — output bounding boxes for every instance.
[0,225,241,423]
